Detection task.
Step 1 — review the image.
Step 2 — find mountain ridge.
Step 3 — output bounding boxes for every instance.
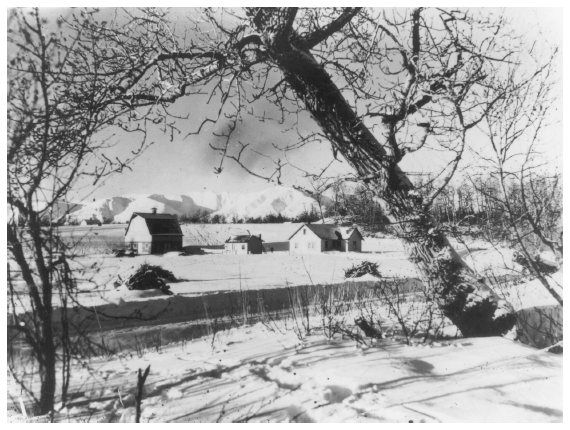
[63,186,331,223]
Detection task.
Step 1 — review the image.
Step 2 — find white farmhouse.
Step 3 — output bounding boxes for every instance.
[288,223,363,253]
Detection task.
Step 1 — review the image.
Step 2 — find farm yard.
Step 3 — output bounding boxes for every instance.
[8,223,563,423]
[54,222,332,253]
[10,223,561,343]
[10,224,419,311]
[14,223,527,310]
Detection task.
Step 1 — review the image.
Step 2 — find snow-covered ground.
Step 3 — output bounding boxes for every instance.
[180,222,305,247]
[8,322,562,423]
[8,234,563,423]
[41,237,413,305]
[11,235,561,316]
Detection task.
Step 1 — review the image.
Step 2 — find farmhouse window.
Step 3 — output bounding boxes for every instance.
[303,229,306,235]
[353,241,357,250]
[295,242,298,249]
[242,245,245,250]
[145,243,149,250]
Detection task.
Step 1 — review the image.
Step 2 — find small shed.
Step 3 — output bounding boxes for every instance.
[124,209,183,254]
[289,223,363,254]
[224,234,263,255]
[80,218,101,226]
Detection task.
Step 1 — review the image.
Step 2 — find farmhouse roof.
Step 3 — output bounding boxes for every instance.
[126,212,183,236]
[288,224,363,241]
[339,227,364,240]
[225,234,263,243]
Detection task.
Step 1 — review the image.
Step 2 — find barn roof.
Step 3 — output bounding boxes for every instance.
[288,224,363,241]
[126,212,183,236]
[225,234,263,243]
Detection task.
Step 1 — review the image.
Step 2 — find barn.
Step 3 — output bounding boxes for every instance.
[124,209,183,254]
[288,223,363,254]
[224,234,264,255]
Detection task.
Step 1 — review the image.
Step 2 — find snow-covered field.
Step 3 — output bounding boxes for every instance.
[11,235,562,318]
[8,233,564,423]
[93,238,413,297]
[9,322,562,423]
[180,222,304,247]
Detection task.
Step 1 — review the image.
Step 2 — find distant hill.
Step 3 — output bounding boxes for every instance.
[204,187,331,221]
[63,186,331,223]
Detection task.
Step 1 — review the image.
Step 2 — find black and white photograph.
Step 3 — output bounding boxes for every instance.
[6,5,563,423]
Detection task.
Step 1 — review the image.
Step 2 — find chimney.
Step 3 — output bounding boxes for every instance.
[151,207,157,214]
[259,234,262,240]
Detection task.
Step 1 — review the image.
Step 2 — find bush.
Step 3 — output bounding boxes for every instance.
[132,263,177,282]
[344,261,382,278]
[125,263,179,294]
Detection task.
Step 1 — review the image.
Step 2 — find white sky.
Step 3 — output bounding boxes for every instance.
[5,6,564,202]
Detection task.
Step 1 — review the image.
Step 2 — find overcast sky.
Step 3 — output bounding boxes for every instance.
[51,7,562,203]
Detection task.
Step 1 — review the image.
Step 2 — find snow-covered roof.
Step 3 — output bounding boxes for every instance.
[225,234,263,243]
[127,212,183,236]
[288,224,363,241]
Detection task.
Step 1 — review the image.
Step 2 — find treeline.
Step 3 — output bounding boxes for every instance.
[320,174,561,251]
[324,184,388,231]
[415,174,562,250]
[178,207,322,224]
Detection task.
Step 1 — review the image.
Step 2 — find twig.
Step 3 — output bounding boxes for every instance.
[135,365,151,423]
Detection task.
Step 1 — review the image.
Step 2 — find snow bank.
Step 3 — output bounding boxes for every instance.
[11,321,560,423]
[104,285,168,304]
[499,270,563,311]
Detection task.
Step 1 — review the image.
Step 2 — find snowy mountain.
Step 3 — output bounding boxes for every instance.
[64,186,331,223]
[205,187,331,220]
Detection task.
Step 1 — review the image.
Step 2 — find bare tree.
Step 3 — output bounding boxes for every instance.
[51,7,550,336]
[7,8,151,415]
[474,51,562,305]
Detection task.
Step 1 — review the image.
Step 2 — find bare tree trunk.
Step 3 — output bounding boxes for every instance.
[252,18,514,335]
[39,333,56,416]
[135,365,151,423]
[8,222,57,415]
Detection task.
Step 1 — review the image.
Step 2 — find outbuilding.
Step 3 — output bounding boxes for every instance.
[124,208,183,254]
[288,223,363,254]
[224,234,264,255]
[80,218,101,227]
